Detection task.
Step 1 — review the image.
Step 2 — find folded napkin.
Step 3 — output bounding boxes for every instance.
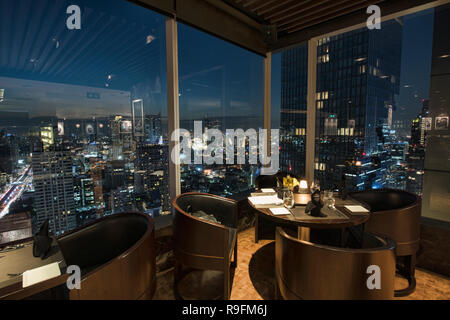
[270,208,291,215]
[249,195,283,206]
[22,262,61,288]
[344,205,369,213]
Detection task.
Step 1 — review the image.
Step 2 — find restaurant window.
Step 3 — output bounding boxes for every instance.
[178,23,264,199]
[278,43,309,178]
[0,0,168,241]
[314,8,436,198]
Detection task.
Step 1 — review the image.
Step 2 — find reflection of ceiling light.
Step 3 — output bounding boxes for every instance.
[52,38,59,49]
[0,89,4,102]
[355,57,366,62]
[107,74,112,80]
[439,54,450,59]
[146,35,156,44]
[404,85,412,88]
[380,75,389,79]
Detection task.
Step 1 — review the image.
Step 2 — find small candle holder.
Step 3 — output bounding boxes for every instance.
[294,180,311,206]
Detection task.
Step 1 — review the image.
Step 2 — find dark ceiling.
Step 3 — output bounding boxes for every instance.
[0,0,165,91]
[228,0,386,36]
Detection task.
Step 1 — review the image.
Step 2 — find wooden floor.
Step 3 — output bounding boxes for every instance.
[154,227,450,300]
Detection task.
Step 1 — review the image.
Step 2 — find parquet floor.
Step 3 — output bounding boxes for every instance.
[154,227,450,300]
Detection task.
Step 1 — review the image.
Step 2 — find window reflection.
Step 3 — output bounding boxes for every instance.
[0,0,168,241]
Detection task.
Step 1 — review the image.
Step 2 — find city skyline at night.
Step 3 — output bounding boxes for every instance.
[0,0,438,241]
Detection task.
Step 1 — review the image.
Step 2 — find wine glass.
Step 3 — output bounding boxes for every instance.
[324,190,336,209]
[310,180,320,194]
[283,189,295,209]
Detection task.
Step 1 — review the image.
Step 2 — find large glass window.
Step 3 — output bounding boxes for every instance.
[277,43,309,178]
[314,9,435,196]
[178,23,264,199]
[0,0,168,241]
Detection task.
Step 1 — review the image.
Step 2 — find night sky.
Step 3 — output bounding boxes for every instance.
[0,0,436,130]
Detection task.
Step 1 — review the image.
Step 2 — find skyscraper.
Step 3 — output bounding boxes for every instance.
[406,99,429,195]
[32,150,76,235]
[135,143,170,215]
[281,21,403,191]
[280,44,308,178]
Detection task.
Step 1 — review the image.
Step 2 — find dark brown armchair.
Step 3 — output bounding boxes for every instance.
[349,189,421,296]
[254,172,299,243]
[275,227,396,300]
[173,192,238,300]
[57,212,156,300]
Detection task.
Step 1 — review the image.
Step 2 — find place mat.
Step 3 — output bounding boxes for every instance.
[292,206,349,221]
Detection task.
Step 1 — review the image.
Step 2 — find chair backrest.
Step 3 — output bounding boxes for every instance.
[275,228,396,300]
[255,172,301,190]
[349,189,421,256]
[255,174,279,190]
[58,213,149,269]
[173,193,236,264]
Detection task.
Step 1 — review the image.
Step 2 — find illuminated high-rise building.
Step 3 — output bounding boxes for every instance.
[281,20,403,191]
[32,150,76,235]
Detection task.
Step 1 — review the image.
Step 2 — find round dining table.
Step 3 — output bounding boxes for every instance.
[249,193,372,246]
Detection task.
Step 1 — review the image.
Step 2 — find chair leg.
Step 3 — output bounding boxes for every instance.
[274,279,280,300]
[231,241,238,268]
[395,254,417,297]
[173,259,183,300]
[224,263,230,300]
[254,214,259,243]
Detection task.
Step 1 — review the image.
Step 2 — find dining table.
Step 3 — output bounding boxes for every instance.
[0,239,69,300]
[249,192,372,246]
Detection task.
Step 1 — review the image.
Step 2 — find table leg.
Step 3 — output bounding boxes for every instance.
[340,228,346,247]
[298,227,310,241]
[254,213,259,244]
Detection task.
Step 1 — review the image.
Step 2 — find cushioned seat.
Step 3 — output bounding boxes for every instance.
[57,212,156,300]
[173,193,238,300]
[275,227,396,300]
[349,189,421,297]
[253,172,300,243]
[58,214,147,270]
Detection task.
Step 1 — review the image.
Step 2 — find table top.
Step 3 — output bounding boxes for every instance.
[249,195,371,229]
[0,239,68,299]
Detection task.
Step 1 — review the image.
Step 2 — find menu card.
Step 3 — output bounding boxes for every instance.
[270,208,291,215]
[261,188,276,193]
[248,195,283,206]
[344,205,369,213]
[22,262,61,288]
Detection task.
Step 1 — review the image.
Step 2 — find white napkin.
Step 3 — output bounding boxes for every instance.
[270,208,291,215]
[22,262,61,288]
[261,188,276,193]
[345,205,369,213]
[249,196,283,206]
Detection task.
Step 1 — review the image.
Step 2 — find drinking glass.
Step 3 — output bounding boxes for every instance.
[324,190,336,209]
[283,189,295,209]
[310,180,320,194]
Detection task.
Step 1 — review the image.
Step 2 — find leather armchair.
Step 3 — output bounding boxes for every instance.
[254,172,299,243]
[173,192,238,300]
[275,227,396,300]
[57,212,156,300]
[349,189,421,296]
